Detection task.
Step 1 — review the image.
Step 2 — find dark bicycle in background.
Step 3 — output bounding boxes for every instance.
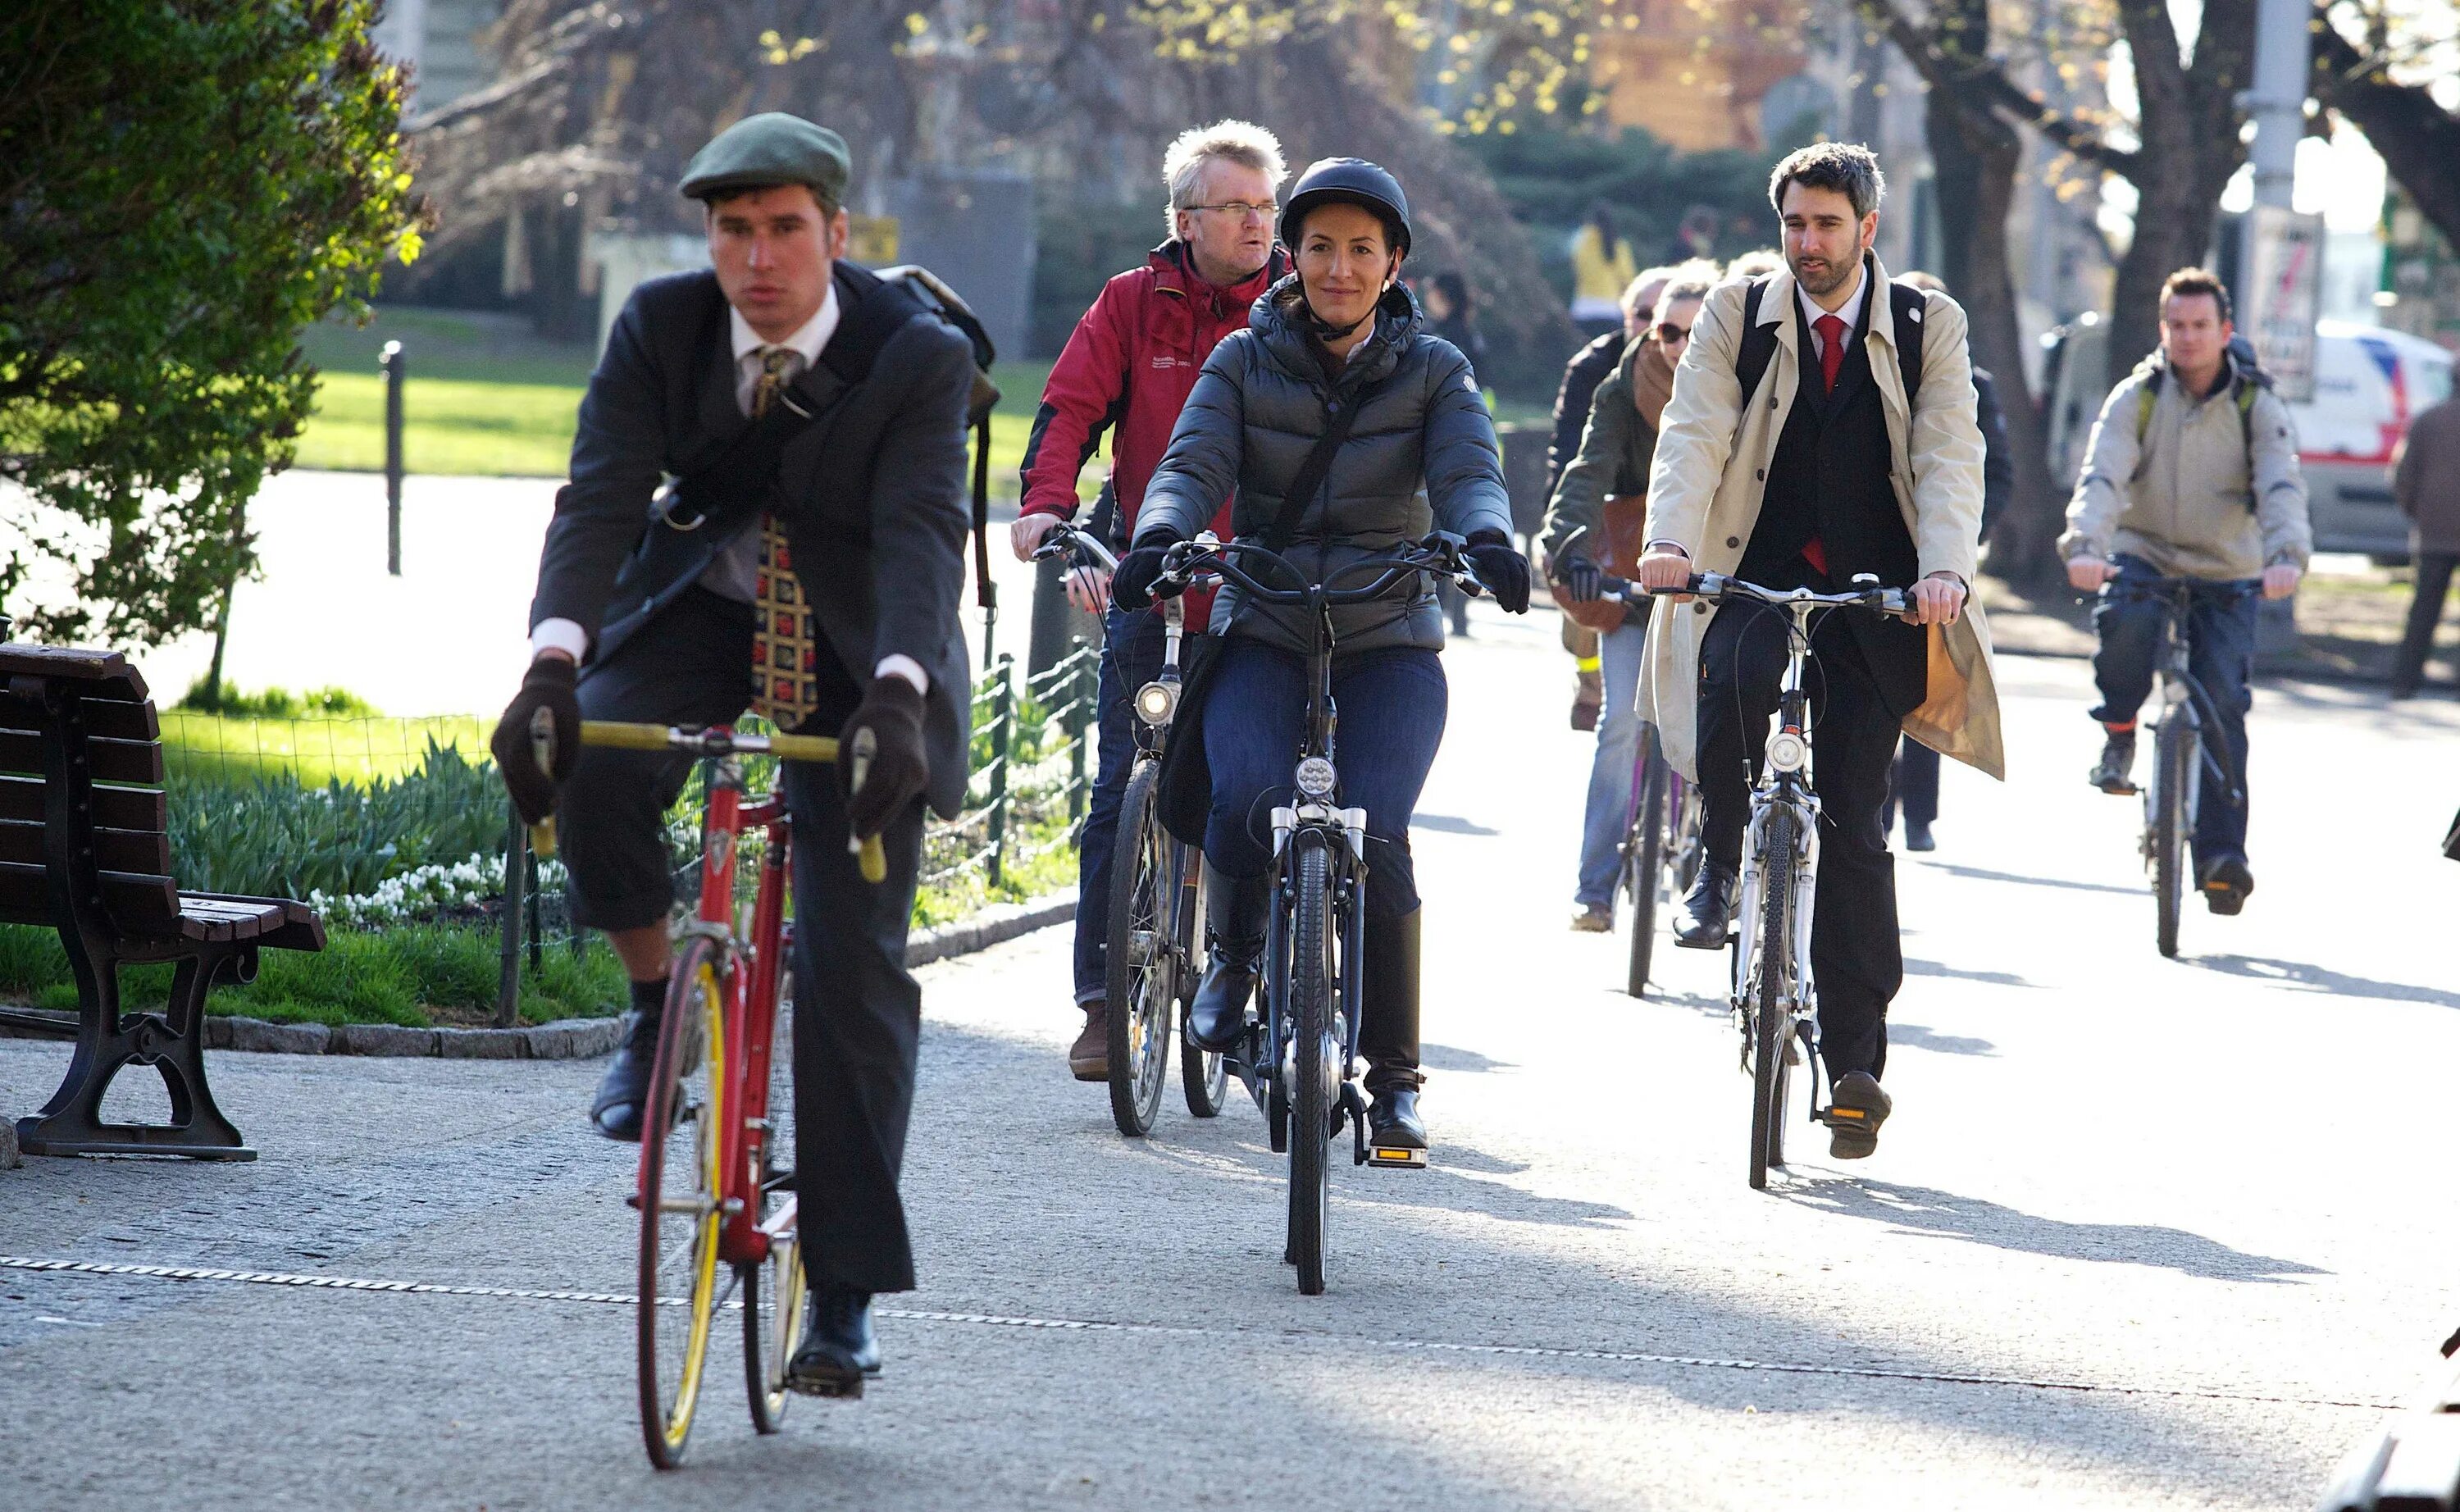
[1032,524,1227,1136]
[2090,575,2255,959]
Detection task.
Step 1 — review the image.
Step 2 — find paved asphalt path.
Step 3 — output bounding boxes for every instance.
[5,602,2457,1510]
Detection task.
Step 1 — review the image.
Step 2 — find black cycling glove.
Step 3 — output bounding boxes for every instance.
[1109,538,1184,613]
[1556,552,1604,603]
[1464,529,1533,614]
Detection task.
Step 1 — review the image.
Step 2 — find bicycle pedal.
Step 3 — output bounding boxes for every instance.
[1365,1145,1428,1169]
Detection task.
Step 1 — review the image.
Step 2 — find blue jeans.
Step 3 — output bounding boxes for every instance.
[1575,617,1649,907]
[2089,554,2257,867]
[1201,640,1447,920]
[1071,607,1167,1005]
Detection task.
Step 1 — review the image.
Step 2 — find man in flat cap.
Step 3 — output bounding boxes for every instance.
[492,111,977,1398]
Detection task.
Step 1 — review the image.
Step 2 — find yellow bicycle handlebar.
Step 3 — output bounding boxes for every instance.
[528,722,886,883]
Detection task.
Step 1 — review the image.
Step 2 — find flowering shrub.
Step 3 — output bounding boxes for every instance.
[309,851,569,930]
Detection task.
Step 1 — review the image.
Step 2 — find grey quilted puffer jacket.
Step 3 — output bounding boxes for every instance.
[1136,276,1514,657]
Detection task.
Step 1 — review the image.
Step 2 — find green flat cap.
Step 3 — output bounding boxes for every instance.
[679,112,850,204]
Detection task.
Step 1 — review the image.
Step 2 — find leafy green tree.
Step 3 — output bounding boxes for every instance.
[0,0,423,649]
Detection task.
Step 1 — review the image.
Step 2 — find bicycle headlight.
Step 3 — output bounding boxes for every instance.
[1133,681,1178,726]
[1765,731,1808,773]
[1294,756,1338,798]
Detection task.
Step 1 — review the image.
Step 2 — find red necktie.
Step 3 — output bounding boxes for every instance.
[1815,312,1847,394]
[1801,312,1848,579]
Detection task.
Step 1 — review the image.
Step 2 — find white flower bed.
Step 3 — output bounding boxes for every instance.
[309,851,567,930]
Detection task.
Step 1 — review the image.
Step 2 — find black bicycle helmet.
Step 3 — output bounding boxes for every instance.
[1278,157,1412,257]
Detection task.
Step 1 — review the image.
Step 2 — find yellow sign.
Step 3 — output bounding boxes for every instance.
[849,215,900,264]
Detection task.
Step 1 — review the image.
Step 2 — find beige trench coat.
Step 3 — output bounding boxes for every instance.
[1640,255,2005,782]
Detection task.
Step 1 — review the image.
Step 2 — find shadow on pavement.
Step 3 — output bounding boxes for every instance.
[1918,861,2142,897]
[1904,958,2035,990]
[1782,1177,2327,1282]
[1410,813,1500,836]
[2188,954,2460,1010]
[1885,1022,1997,1057]
[1420,1042,1516,1074]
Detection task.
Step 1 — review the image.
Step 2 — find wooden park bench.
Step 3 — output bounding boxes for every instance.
[0,644,324,1160]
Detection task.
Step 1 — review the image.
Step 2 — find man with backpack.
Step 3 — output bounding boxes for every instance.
[1615,143,2000,1159]
[2061,267,2310,916]
[490,113,985,1396]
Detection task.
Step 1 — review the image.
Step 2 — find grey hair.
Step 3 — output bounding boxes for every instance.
[1657,272,1716,310]
[1619,266,1681,319]
[1768,142,1887,220]
[1163,120,1289,239]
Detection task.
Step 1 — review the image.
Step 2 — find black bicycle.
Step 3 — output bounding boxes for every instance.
[1630,570,1912,1190]
[1150,531,1487,1294]
[1032,525,1228,1135]
[2092,575,2254,958]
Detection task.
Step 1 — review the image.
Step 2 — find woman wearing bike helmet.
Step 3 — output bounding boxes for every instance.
[1112,157,1531,1158]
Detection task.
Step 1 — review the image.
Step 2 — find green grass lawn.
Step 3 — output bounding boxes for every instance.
[159,708,490,786]
[294,306,1096,499]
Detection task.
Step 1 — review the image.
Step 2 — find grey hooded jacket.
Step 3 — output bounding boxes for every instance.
[1136,276,1514,656]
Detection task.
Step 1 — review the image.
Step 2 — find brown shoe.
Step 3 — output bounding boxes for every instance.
[1068,1003,1108,1081]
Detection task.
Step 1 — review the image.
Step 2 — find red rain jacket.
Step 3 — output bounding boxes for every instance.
[1020,241,1288,622]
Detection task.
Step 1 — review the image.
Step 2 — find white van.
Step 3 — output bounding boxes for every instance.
[2041,317,2455,558]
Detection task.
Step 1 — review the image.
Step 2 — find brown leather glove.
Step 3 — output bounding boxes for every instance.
[490,658,580,824]
[840,675,928,839]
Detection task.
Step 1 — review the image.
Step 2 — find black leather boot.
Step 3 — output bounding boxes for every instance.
[1189,864,1269,1052]
[1361,908,1427,1164]
[1672,862,1738,950]
[786,1284,882,1398]
[589,995,663,1141]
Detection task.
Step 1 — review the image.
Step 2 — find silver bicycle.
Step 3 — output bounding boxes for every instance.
[1624,570,1912,1190]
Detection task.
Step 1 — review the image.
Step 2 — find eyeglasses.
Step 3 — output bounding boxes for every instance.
[1657,321,1693,344]
[1187,202,1278,221]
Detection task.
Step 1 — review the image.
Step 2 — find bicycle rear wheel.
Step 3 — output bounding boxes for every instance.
[1105,763,1173,1136]
[1286,841,1335,1296]
[1748,809,1796,1191]
[1626,746,1670,999]
[2151,717,2191,959]
[637,935,729,1469]
[744,968,804,1434]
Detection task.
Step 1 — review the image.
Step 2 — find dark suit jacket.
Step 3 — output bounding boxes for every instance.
[528,264,977,817]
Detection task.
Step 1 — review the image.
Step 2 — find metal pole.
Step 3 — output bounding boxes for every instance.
[380,339,404,576]
[495,803,526,1027]
[525,845,544,973]
[2241,0,2313,658]
[987,654,1014,887]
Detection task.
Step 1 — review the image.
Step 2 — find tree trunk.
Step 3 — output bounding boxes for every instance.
[1917,0,2064,583]
[2311,12,2460,256]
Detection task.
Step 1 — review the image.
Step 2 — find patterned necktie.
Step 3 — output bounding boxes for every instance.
[1815,312,1847,394]
[749,348,819,729]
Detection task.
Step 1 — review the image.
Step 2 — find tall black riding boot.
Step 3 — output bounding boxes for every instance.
[1189,863,1269,1052]
[1360,907,1427,1159]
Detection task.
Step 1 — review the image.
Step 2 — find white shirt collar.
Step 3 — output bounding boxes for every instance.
[730,281,839,369]
[1797,259,1868,341]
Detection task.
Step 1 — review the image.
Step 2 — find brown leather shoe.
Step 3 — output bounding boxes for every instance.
[1068,1003,1108,1082]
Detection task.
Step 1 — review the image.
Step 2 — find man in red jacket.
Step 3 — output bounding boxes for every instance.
[1012,120,1289,1080]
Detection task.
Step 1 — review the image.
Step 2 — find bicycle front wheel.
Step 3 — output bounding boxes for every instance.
[1748,808,1796,1191]
[2151,717,2191,959]
[637,936,729,1469]
[1627,745,1670,999]
[1106,763,1174,1136]
[1286,841,1335,1296]
[1180,855,1230,1118]
[744,969,804,1434]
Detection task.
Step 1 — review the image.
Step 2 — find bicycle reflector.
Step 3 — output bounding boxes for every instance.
[1765,730,1808,773]
[1133,681,1178,726]
[1295,756,1338,798]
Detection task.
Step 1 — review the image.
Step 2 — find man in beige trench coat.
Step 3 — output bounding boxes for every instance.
[1619,143,2003,1158]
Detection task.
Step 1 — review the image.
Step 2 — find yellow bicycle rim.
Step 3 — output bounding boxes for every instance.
[658,962,727,1453]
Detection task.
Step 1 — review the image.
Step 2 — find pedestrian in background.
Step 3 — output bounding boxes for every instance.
[1013,120,1290,1081]
[1568,202,1640,339]
[2389,387,2460,699]
[1419,270,1487,637]
[1545,268,1714,929]
[1882,270,2011,850]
